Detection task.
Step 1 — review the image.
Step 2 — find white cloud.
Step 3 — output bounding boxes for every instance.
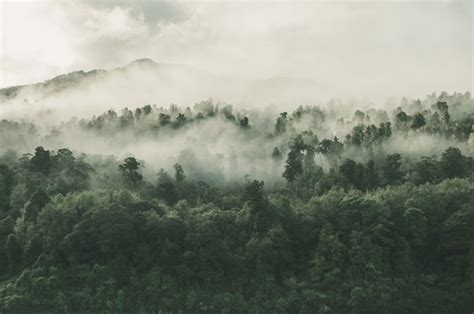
[1,0,472,99]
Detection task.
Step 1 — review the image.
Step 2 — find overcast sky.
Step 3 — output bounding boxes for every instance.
[0,0,472,97]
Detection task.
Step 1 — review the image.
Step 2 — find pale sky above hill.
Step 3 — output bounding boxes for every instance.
[0,0,472,98]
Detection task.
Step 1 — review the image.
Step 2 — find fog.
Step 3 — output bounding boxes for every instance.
[0,58,326,123]
[1,0,471,117]
[1,93,472,185]
[0,0,472,184]
[1,0,472,95]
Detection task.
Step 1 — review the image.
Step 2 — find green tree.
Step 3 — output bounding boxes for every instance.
[30,146,51,174]
[283,135,305,184]
[435,101,450,125]
[413,156,439,184]
[156,169,177,205]
[382,153,403,185]
[365,160,379,190]
[395,111,409,130]
[119,157,143,186]
[244,180,269,232]
[239,116,250,129]
[403,207,427,247]
[339,159,366,190]
[440,147,468,179]
[411,112,426,130]
[23,188,50,222]
[274,112,288,135]
[173,113,187,129]
[0,164,14,212]
[174,163,186,184]
[5,234,22,274]
[158,113,171,126]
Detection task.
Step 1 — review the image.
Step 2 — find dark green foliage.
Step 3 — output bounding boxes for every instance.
[244,180,266,210]
[339,159,367,190]
[316,137,343,161]
[239,116,250,129]
[440,147,469,179]
[174,163,185,184]
[23,188,50,222]
[413,156,439,184]
[5,234,21,275]
[158,113,171,126]
[118,157,143,187]
[411,112,426,129]
[366,160,379,190]
[30,146,51,175]
[0,164,14,212]
[435,101,450,124]
[156,169,178,205]
[382,153,403,185]
[173,113,187,129]
[274,112,288,135]
[283,135,305,184]
[0,147,473,314]
[395,110,410,130]
[0,92,473,313]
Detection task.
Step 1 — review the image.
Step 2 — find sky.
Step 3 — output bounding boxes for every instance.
[0,0,472,98]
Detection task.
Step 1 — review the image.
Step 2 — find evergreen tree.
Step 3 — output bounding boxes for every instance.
[119,157,143,186]
[283,135,305,184]
[440,147,468,179]
[382,153,403,185]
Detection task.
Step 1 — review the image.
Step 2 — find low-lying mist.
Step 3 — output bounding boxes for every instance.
[0,59,326,127]
[1,84,472,185]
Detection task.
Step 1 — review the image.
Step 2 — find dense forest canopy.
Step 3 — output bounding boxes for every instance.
[0,91,473,313]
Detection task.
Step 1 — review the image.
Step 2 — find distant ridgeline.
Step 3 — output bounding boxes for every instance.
[0,59,162,103]
[0,91,473,313]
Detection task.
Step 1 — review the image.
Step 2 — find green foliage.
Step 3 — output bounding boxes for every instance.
[0,147,473,312]
[411,112,426,129]
[0,91,473,312]
[30,146,51,175]
[0,164,14,212]
[382,153,403,186]
[274,112,288,135]
[174,163,185,184]
[283,135,305,184]
[440,147,470,179]
[118,157,143,187]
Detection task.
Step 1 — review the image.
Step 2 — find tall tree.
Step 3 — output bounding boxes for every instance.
[365,160,379,190]
[174,163,186,184]
[395,111,409,130]
[413,156,439,184]
[119,157,143,187]
[0,164,14,212]
[440,147,468,179]
[283,135,305,184]
[274,112,288,135]
[5,234,22,275]
[382,153,403,185]
[30,146,51,175]
[411,112,426,130]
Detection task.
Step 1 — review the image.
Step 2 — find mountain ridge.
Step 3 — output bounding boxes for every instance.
[0,58,320,109]
[0,58,163,101]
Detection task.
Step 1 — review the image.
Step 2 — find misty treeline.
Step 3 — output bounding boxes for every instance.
[0,91,473,313]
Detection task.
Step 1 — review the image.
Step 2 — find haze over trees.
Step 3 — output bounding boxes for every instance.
[0,91,473,313]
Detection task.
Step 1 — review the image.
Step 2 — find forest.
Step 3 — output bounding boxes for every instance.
[0,91,473,313]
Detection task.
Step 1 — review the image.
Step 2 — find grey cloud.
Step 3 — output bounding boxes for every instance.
[83,0,191,25]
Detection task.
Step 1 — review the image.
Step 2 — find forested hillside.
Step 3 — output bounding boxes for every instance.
[0,91,473,313]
